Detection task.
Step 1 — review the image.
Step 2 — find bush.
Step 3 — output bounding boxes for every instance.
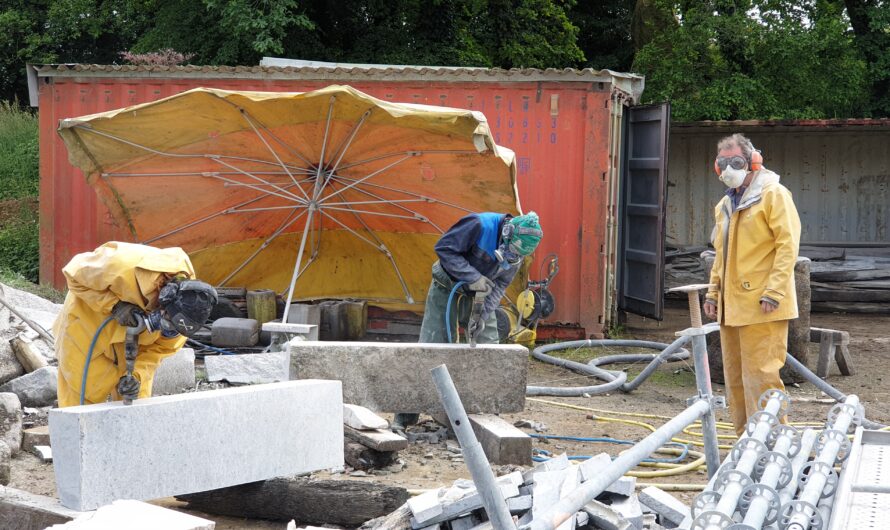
[0,101,39,200]
[0,202,39,282]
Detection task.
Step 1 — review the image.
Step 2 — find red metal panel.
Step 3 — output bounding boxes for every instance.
[38,75,615,334]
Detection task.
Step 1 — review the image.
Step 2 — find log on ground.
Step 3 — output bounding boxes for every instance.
[176,476,409,526]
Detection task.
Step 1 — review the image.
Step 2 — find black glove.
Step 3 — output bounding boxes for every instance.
[116,374,140,401]
[111,301,142,327]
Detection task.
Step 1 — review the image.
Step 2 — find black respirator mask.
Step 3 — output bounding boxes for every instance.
[153,279,218,338]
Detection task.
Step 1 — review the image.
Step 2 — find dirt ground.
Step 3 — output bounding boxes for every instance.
[9,306,890,528]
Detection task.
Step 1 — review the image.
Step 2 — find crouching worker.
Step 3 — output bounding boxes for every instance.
[392,211,543,431]
[53,242,217,407]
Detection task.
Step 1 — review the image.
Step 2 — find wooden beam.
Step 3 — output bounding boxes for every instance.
[177,477,409,527]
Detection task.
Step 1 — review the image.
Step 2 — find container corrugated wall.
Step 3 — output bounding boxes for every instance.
[36,71,624,334]
[667,126,890,245]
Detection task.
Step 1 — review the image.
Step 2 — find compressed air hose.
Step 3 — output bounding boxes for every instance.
[527,337,691,396]
[81,316,115,406]
[445,281,467,344]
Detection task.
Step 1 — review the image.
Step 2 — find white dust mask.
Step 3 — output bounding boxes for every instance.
[719,167,747,188]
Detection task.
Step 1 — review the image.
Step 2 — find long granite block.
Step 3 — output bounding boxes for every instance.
[49,380,344,511]
[289,341,528,413]
[46,500,214,529]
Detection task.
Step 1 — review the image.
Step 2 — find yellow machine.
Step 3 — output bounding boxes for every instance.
[496,255,558,347]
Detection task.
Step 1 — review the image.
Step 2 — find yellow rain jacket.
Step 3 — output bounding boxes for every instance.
[706,169,801,326]
[53,242,196,407]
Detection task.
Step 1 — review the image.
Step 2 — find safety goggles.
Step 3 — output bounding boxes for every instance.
[716,155,748,172]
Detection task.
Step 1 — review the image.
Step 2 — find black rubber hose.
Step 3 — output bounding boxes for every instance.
[784,352,887,429]
[527,338,691,397]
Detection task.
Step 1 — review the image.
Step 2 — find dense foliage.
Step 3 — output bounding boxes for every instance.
[1,0,888,120]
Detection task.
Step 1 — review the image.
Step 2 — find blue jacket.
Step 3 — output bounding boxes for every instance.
[434,213,520,318]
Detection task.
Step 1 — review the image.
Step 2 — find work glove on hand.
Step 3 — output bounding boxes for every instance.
[116,374,140,402]
[468,276,495,295]
[111,301,142,327]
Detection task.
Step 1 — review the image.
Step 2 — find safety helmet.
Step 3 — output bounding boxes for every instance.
[503,211,543,257]
[158,279,218,337]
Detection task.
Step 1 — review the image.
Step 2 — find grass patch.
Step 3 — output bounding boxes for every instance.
[0,102,39,200]
[0,201,39,282]
[0,267,66,304]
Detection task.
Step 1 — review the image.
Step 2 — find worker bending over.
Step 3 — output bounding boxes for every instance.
[393,211,543,431]
[704,134,801,435]
[53,242,217,407]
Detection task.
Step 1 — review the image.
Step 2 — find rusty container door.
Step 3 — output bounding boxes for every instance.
[617,103,670,320]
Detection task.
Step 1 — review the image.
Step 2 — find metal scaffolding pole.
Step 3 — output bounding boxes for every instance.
[526,398,712,530]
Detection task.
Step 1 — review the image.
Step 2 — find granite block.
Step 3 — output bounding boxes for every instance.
[289,341,527,413]
[50,380,343,510]
[204,352,290,384]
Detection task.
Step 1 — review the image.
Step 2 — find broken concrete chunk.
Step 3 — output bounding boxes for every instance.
[523,453,570,484]
[204,351,290,384]
[344,426,408,452]
[604,476,637,498]
[50,380,344,511]
[45,499,214,529]
[408,488,445,523]
[604,493,644,530]
[0,440,10,485]
[22,424,49,453]
[0,485,83,528]
[0,391,23,453]
[0,341,25,385]
[34,445,52,462]
[582,499,634,530]
[211,317,259,347]
[638,487,691,527]
[469,414,532,466]
[578,452,612,482]
[507,495,533,513]
[0,366,57,407]
[152,348,196,396]
[343,404,389,430]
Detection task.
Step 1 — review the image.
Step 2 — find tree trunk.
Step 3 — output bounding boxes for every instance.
[176,476,409,527]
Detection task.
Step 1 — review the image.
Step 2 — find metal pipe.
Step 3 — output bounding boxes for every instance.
[0,292,55,345]
[691,332,721,478]
[783,354,886,429]
[526,398,711,530]
[783,396,860,530]
[738,426,797,528]
[778,428,818,507]
[693,391,786,529]
[431,365,516,530]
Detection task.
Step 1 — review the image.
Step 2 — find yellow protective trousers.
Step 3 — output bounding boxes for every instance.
[720,319,788,435]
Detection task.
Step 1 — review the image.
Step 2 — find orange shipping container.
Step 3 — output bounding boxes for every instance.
[28,63,663,336]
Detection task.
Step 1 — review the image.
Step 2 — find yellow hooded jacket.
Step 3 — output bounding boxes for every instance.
[706,169,801,327]
[53,242,196,407]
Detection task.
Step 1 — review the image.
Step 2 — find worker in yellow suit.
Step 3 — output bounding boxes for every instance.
[703,134,801,435]
[53,242,217,407]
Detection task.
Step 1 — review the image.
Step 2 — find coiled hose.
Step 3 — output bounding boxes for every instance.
[81,316,115,405]
[527,336,692,396]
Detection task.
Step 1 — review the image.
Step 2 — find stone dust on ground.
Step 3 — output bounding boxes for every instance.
[8,306,889,528]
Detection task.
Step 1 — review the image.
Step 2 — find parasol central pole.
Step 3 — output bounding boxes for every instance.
[281,205,316,324]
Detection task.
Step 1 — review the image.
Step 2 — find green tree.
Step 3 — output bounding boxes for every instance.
[633,0,870,120]
[568,0,635,70]
[843,0,890,115]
